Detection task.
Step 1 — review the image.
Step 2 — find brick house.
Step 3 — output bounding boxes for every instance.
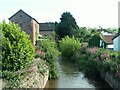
[9,9,40,45]
[39,22,55,36]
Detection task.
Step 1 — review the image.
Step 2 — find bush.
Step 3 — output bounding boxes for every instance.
[35,49,45,59]
[73,47,119,78]
[35,52,41,58]
[72,48,100,78]
[88,34,101,47]
[1,21,34,71]
[59,36,80,59]
[39,38,60,79]
[2,70,26,88]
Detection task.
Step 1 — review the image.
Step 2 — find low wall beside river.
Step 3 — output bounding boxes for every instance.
[2,58,49,89]
[100,70,120,90]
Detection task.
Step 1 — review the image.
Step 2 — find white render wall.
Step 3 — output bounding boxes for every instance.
[107,44,114,49]
[113,35,120,51]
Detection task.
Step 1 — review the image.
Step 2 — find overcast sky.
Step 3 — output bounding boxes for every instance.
[0,0,119,28]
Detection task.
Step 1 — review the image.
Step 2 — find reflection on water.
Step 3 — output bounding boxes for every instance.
[45,58,112,89]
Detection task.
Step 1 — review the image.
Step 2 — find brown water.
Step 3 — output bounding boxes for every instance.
[45,58,112,89]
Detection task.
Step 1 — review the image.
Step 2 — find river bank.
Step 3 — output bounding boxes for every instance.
[45,59,112,89]
[2,58,49,88]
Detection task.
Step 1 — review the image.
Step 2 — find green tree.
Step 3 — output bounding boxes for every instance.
[105,28,118,34]
[88,35,100,47]
[72,27,91,42]
[55,12,78,38]
[88,32,103,47]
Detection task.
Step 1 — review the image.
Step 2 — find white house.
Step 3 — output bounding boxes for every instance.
[113,33,120,51]
[100,35,114,50]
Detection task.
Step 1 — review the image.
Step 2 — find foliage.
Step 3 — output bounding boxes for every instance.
[105,28,118,34]
[87,48,118,74]
[1,21,34,71]
[55,12,78,38]
[2,70,26,88]
[72,47,119,78]
[88,32,103,47]
[35,52,41,58]
[35,49,45,59]
[116,64,120,78]
[37,60,48,76]
[39,37,60,79]
[72,47,99,78]
[116,52,120,78]
[72,27,91,42]
[59,36,80,59]
[0,24,1,71]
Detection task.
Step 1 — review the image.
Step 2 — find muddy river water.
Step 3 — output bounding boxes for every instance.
[45,58,112,89]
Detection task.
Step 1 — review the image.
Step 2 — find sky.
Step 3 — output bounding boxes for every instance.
[0,0,119,28]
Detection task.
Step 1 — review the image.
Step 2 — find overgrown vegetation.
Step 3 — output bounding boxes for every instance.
[59,36,80,60]
[55,11,119,79]
[72,47,119,79]
[88,33,102,47]
[39,37,60,79]
[1,21,34,71]
[1,21,34,88]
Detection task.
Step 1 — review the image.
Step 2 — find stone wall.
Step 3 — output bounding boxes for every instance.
[2,58,49,89]
[40,30,53,36]
[100,71,120,90]
[20,65,49,88]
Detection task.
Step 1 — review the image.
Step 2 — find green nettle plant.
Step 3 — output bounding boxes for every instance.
[59,36,80,59]
[1,21,34,71]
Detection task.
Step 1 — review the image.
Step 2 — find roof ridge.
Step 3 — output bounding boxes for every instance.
[9,9,39,24]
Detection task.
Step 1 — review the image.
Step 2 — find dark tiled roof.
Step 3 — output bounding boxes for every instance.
[113,33,120,40]
[9,9,39,24]
[103,35,113,44]
[39,23,55,31]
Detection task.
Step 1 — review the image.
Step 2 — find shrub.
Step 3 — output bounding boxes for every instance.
[88,34,101,47]
[37,60,48,76]
[59,36,80,59]
[35,49,45,59]
[2,70,26,88]
[118,52,120,63]
[73,47,100,78]
[39,38,60,79]
[35,52,41,58]
[73,47,118,78]
[1,21,34,71]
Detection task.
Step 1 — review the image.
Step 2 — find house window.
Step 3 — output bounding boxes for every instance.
[19,15,22,19]
[19,23,23,29]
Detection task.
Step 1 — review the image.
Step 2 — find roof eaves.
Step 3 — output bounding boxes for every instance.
[32,18,39,24]
[9,9,32,20]
[112,33,120,40]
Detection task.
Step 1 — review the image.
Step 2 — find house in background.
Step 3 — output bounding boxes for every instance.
[113,33,120,51]
[9,9,40,45]
[100,35,114,50]
[97,28,112,35]
[39,22,55,36]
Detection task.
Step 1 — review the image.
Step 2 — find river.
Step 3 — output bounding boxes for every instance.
[45,58,113,89]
